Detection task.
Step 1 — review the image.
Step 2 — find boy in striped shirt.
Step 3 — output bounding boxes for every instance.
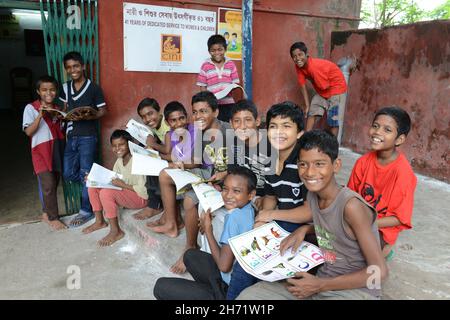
[255,102,312,232]
[196,34,240,122]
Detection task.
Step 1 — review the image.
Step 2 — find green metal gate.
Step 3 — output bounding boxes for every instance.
[39,0,100,214]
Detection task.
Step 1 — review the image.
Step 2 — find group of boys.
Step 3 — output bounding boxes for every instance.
[23,35,417,300]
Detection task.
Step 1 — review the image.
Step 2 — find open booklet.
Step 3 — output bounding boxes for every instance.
[128,140,160,158]
[228,221,324,282]
[164,169,224,212]
[86,163,123,190]
[43,106,98,121]
[214,83,246,100]
[125,118,154,146]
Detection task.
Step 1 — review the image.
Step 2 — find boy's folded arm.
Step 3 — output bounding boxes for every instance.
[262,194,277,210]
[377,216,401,228]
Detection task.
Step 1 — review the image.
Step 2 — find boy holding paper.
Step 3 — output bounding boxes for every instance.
[153,166,256,300]
[83,130,147,246]
[133,98,170,220]
[238,130,387,300]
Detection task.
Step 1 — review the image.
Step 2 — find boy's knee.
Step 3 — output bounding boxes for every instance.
[99,189,114,201]
[183,248,198,266]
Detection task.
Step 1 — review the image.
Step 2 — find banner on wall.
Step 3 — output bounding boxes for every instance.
[217,8,242,61]
[123,2,216,73]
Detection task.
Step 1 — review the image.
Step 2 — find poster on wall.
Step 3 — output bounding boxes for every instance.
[217,8,242,60]
[123,3,216,73]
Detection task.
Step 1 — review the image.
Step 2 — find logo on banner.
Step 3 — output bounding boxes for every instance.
[161,34,182,62]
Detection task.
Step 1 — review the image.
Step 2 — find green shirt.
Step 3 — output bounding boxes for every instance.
[151,115,171,143]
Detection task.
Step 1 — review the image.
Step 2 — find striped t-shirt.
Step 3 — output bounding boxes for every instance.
[196,58,240,105]
[264,142,307,210]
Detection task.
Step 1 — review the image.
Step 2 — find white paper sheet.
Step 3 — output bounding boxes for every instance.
[125,119,153,146]
[131,152,168,176]
[192,183,224,212]
[86,163,123,190]
[214,83,245,100]
[128,140,160,158]
[228,221,324,282]
[164,169,203,192]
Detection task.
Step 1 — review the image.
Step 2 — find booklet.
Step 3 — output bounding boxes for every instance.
[43,106,98,121]
[128,140,160,158]
[164,169,204,193]
[192,183,224,212]
[228,221,324,282]
[131,152,168,176]
[125,118,153,146]
[86,163,123,190]
[214,83,246,100]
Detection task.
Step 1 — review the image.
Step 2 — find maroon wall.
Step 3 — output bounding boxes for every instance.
[98,0,361,167]
[331,21,450,182]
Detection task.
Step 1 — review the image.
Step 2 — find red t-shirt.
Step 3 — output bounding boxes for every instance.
[347,151,417,245]
[295,57,347,99]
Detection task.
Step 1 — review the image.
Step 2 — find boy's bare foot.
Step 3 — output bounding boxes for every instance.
[146,216,164,228]
[48,219,68,230]
[82,221,108,234]
[170,245,198,274]
[133,207,163,220]
[42,213,67,230]
[149,223,179,238]
[98,230,125,247]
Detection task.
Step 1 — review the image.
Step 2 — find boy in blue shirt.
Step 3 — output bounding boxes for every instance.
[153,166,256,300]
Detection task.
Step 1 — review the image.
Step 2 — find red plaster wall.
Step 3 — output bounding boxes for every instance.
[331,21,450,182]
[98,0,360,167]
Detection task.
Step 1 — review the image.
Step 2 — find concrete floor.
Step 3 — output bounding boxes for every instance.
[0,147,449,299]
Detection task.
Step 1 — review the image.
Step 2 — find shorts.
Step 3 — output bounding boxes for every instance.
[308,93,346,128]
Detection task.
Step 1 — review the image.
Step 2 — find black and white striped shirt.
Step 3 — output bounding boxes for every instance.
[264,142,307,210]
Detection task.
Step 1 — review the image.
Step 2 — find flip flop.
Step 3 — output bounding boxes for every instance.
[69,212,95,228]
[385,249,395,262]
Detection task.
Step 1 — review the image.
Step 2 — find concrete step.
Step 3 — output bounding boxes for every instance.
[118,208,189,272]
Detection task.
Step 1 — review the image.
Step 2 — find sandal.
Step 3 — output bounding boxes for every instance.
[69,212,95,228]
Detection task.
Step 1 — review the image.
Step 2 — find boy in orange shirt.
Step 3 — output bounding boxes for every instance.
[290,41,347,136]
[347,106,417,259]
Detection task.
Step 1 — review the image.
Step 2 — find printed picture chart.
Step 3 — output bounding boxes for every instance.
[228,221,325,282]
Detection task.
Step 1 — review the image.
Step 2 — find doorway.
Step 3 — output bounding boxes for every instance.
[0,4,63,224]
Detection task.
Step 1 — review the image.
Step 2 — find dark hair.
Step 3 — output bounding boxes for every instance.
[232,33,237,37]
[35,75,58,91]
[231,99,258,119]
[110,129,133,144]
[266,101,304,132]
[63,51,84,65]
[163,101,187,119]
[191,91,218,112]
[374,106,411,137]
[224,32,229,36]
[137,97,160,114]
[226,165,257,192]
[207,34,227,51]
[298,130,339,161]
[290,42,308,57]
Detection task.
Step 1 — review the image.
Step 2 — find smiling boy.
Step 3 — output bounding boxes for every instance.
[59,51,107,227]
[238,130,388,300]
[290,42,347,136]
[197,34,240,122]
[347,106,417,259]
